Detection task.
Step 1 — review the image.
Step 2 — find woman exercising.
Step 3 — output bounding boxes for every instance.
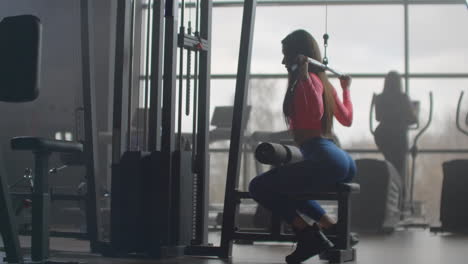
[248,29,356,263]
[374,71,418,182]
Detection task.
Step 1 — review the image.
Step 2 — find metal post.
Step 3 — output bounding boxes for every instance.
[404,0,409,94]
[148,0,165,151]
[220,0,257,258]
[111,0,132,163]
[402,0,411,207]
[193,0,212,245]
[162,0,179,246]
[80,0,103,250]
[143,0,153,150]
[336,193,351,250]
[31,152,51,261]
[0,173,24,263]
[128,0,144,150]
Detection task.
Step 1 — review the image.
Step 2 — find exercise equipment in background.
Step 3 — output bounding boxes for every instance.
[0,14,40,264]
[431,91,468,234]
[351,159,402,233]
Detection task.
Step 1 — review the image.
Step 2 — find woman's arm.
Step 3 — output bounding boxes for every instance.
[404,95,418,125]
[333,77,353,126]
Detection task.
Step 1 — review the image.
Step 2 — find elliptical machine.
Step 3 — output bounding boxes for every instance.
[402,93,433,226]
[351,91,432,233]
[430,91,468,234]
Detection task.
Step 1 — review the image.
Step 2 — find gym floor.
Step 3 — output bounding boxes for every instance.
[2,230,467,264]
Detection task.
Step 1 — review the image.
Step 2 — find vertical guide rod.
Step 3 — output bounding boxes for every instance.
[190,0,201,243]
[127,0,137,150]
[178,40,184,150]
[193,0,212,245]
[143,0,153,150]
[111,0,132,163]
[80,0,103,250]
[191,0,201,164]
[220,0,257,258]
[178,1,186,150]
[148,0,165,151]
[162,0,179,246]
[186,35,192,116]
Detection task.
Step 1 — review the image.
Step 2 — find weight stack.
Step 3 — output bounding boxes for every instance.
[110,151,148,253]
[351,159,403,233]
[110,150,195,257]
[141,150,194,257]
[440,159,468,232]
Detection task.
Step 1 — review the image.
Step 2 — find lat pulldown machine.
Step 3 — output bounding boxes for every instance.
[107,0,212,258]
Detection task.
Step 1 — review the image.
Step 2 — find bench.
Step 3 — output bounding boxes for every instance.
[10,136,83,262]
[253,142,360,263]
[286,182,360,263]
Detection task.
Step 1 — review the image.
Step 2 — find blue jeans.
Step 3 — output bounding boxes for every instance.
[249,137,356,223]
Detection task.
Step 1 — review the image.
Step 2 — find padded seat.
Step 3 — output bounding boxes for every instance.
[334,183,360,193]
[11,136,83,153]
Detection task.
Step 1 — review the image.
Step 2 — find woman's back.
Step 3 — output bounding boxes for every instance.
[375,92,417,128]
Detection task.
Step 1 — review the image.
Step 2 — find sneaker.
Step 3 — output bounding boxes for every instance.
[285,223,334,264]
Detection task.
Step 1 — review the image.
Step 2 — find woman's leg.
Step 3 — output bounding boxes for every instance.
[375,126,408,177]
[290,210,334,231]
[301,148,356,230]
[249,161,340,232]
[250,143,350,263]
[249,165,312,225]
[249,140,356,229]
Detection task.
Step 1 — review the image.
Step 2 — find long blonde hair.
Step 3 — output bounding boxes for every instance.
[282,29,335,135]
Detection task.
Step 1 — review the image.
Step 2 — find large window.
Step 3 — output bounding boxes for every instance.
[212,7,244,74]
[208,1,468,226]
[250,5,405,73]
[409,5,468,73]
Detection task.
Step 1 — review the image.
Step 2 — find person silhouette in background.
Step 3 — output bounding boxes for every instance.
[374,71,418,184]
